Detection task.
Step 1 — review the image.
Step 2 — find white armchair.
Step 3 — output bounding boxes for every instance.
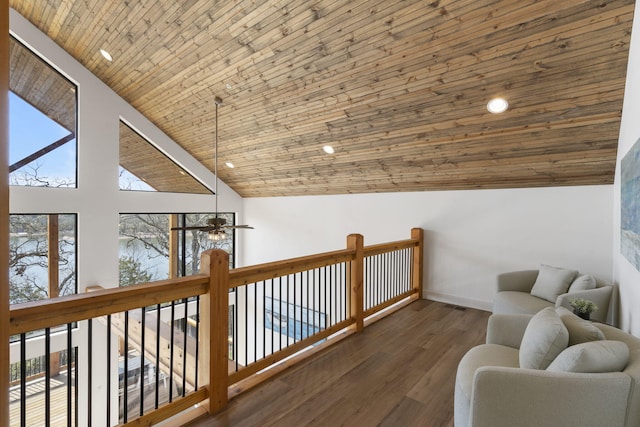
[455,312,640,427]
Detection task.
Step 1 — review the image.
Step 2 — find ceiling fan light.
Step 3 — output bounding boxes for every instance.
[208,229,227,241]
[209,231,219,241]
[487,97,508,114]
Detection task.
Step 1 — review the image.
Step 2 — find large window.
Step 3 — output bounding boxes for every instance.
[119,213,235,286]
[9,37,77,187]
[9,214,77,304]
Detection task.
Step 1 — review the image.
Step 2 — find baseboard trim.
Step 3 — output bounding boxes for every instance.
[423,291,493,312]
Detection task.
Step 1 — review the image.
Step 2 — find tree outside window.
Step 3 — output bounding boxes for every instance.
[9,214,77,304]
[118,213,235,286]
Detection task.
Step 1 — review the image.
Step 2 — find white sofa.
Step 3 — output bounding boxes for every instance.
[454,310,640,427]
[493,267,613,324]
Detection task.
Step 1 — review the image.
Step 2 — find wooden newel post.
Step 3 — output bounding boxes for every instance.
[411,228,424,298]
[347,234,364,332]
[199,249,229,414]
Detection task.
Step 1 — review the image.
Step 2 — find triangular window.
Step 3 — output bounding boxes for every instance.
[119,121,212,194]
[9,37,77,187]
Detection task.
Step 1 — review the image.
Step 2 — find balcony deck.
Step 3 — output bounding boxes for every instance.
[187,300,490,427]
[9,372,72,426]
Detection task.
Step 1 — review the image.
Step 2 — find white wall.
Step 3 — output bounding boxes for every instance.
[244,185,613,311]
[9,9,245,290]
[613,0,640,337]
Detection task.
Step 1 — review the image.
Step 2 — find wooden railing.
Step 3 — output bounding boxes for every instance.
[7,228,424,426]
[9,276,211,426]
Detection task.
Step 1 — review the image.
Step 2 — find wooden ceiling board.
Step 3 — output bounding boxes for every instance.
[9,0,635,197]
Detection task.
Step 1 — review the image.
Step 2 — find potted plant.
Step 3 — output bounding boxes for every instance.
[569,298,598,320]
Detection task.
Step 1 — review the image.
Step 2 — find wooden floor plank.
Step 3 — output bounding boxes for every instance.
[186,300,490,427]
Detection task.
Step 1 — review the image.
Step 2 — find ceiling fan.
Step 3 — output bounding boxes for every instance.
[171,96,253,241]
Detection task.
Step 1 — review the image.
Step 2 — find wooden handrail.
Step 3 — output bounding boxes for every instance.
[9,275,209,335]
[10,233,422,336]
[229,248,354,288]
[363,238,419,257]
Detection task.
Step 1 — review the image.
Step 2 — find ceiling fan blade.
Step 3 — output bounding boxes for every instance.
[224,225,254,229]
[171,226,217,231]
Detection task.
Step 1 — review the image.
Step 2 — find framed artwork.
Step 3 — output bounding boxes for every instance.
[621,137,640,271]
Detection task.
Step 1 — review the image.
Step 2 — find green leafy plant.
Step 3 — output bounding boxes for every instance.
[569,298,598,315]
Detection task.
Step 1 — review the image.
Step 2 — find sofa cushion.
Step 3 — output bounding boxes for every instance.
[455,343,519,401]
[547,340,630,373]
[493,291,553,316]
[519,307,569,369]
[568,274,596,292]
[530,264,578,303]
[556,307,605,346]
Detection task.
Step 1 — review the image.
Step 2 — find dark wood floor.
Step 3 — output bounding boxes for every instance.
[186,300,490,427]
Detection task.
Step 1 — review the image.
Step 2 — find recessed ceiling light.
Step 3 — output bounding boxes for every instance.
[487,97,508,114]
[225,162,235,168]
[99,48,113,62]
[323,145,335,154]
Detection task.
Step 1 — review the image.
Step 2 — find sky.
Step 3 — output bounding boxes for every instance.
[9,91,76,185]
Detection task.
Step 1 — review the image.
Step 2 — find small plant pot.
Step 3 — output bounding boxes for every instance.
[573,309,590,320]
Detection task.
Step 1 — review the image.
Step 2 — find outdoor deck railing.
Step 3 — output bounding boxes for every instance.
[7,228,423,426]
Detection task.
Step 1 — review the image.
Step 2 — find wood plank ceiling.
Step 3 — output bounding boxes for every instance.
[9,0,635,197]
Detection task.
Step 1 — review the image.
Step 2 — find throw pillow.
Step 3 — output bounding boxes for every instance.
[568,274,596,292]
[547,340,629,373]
[530,264,578,303]
[519,307,569,370]
[556,307,605,346]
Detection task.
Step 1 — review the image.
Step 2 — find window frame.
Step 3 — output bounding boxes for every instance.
[9,36,78,188]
